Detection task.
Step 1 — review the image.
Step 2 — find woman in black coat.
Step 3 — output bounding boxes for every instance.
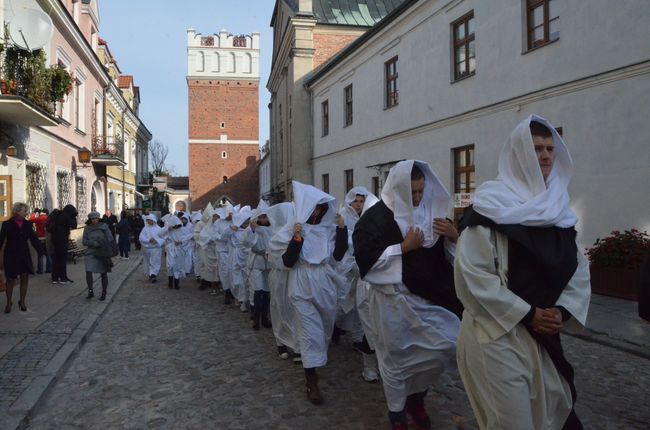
[1,202,43,312]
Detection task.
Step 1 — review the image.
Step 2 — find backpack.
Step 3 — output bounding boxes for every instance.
[46,212,59,233]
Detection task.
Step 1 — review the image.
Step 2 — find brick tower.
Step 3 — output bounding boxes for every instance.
[187,28,260,209]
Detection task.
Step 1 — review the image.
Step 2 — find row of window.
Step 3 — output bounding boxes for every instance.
[194,51,254,74]
[320,0,559,136]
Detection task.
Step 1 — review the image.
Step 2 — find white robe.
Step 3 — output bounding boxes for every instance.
[179,221,194,275]
[242,225,272,294]
[161,225,189,279]
[454,225,590,430]
[193,221,205,278]
[229,228,252,303]
[271,181,346,367]
[198,220,220,283]
[360,161,460,412]
[139,223,164,277]
[214,220,234,291]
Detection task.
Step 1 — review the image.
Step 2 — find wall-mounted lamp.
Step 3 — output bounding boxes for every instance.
[78,147,92,167]
[6,145,17,157]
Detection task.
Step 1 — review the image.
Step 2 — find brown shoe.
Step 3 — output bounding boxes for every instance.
[305,374,323,405]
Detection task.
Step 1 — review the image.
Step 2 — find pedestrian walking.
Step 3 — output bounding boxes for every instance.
[272,181,348,405]
[198,205,222,293]
[116,210,131,259]
[353,160,462,430]
[161,215,188,289]
[132,211,145,250]
[82,212,115,301]
[336,186,380,383]
[267,202,300,359]
[1,202,44,313]
[242,207,273,330]
[454,115,590,429]
[30,208,51,274]
[50,204,78,284]
[139,214,164,283]
[102,210,118,239]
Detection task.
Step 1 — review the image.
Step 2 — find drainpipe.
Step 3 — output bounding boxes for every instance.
[102,85,108,212]
[121,107,126,210]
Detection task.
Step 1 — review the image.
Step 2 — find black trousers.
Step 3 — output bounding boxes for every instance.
[51,247,68,281]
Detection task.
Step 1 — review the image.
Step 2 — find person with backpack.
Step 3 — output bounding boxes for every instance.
[50,205,78,284]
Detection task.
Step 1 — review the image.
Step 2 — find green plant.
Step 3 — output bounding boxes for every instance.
[0,46,73,112]
[50,64,73,102]
[586,229,650,270]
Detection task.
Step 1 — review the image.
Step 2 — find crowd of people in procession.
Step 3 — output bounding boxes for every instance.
[3,115,650,429]
[132,115,595,429]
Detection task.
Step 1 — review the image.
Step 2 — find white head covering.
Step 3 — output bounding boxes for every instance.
[232,205,252,228]
[144,214,157,223]
[382,160,450,247]
[201,203,214,223]
[252,199,270,220]
[270,181,337,265]
[161,213,171,224]
[472,114,577,227]
[266,202,294,235]
[214,207,227,219]
[164,215,182,228]
[361,192,380,215]
[340,186,375,231]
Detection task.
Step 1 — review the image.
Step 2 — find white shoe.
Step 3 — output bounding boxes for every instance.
[362,367,379,383]
[362,353,380,383]
[240,302,248,312]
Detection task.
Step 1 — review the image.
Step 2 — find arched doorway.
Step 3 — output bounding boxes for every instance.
[91,180,105,214]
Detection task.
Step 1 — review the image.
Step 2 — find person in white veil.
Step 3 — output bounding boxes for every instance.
[177,212,194,277]
[198,204,222,294]
[139,214,164,283]
[335,186,380,383]
[266,202,300,360]
[271,181,348,405]
[454,115,590,430]
[160,215,188,290]
[353,160,462,430]
[241,201,273,330]
[229,206,253,312]
[191,210,206,284]
[214,206,235,304]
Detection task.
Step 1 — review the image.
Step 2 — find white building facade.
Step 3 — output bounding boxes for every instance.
[306,0,650,248]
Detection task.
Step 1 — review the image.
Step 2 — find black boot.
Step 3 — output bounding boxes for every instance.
[168,276,174,289]
[86,288,94,299]
[224,290,232,305]
[99,287,107,301]
[261,291,272,328]
[174,278,180,290]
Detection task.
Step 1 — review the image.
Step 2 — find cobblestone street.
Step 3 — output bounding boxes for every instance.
[25,268,650,430]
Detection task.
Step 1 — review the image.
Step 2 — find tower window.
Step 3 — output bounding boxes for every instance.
[220,122,226,129]
[223,176,228,184]
[221,151,228,159]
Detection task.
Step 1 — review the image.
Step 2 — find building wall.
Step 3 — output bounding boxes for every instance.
[187,80,259,140]
[309,0,650,249]
[313,29,362,69]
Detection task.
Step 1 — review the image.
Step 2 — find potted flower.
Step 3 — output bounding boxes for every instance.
[49,64,73,102]
[586,229,650,300]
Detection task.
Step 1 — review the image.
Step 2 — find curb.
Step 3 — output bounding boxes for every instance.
[564,329,650,360]
[1,256,143,430]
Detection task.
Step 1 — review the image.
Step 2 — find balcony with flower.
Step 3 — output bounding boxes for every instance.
[90,135,126,166]
[0,45,72,127]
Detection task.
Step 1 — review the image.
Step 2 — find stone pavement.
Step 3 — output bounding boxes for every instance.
[2,250,649,429]
[0,252,143,429]
[22,267,650,430]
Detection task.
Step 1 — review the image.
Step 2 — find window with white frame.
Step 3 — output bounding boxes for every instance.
[57,171,73,209]
[75,176,87,213]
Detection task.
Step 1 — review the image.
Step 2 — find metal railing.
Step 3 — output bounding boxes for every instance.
[91,135,124,160]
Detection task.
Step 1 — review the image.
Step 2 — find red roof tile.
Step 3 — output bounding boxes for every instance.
[118,75,133,89]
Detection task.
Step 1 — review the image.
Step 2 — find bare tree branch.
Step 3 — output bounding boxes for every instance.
[149,140,169,175]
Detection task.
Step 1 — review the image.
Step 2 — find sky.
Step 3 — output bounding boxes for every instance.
[99,0,276,176]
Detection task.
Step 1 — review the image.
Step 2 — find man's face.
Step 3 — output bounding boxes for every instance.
[175,202,186,212]
[212,214,220,222]
[226,214,233,221]
[105,210,111,216]
[146,219,155,226]
[17,206,28,218]
[533,135,555,181]
[411,178,425,207]
[351,195,365,215]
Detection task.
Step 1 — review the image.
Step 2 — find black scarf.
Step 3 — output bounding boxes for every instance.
[460,206,582,429]
[352,201,463,317]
